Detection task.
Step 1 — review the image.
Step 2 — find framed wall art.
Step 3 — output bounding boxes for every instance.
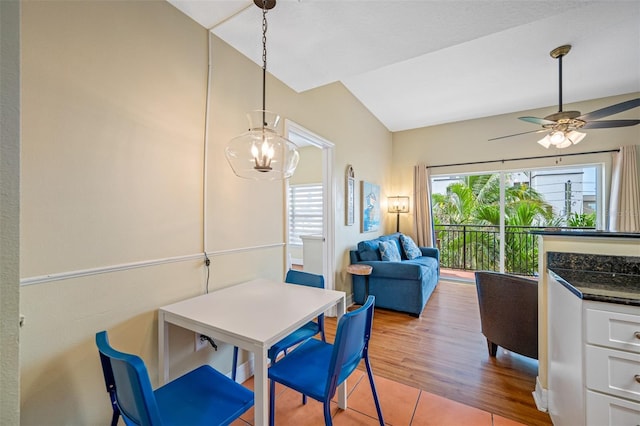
[345,165,355,226]
[360,180,380,233]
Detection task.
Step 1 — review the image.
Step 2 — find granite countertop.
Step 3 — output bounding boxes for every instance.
[531,229,640,238]
[549,268,640,307]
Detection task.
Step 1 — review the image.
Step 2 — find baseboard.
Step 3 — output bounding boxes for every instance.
[231,354,254,384]
[532,376,548,412]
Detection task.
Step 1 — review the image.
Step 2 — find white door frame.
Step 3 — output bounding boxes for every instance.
[284,120,336,293]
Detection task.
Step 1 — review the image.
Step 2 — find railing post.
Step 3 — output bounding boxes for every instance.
[462,225,467,270]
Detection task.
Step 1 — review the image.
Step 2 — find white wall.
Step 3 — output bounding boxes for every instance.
[18,1,392,424]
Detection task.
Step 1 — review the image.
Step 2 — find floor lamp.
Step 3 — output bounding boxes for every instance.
[388,196,409,233]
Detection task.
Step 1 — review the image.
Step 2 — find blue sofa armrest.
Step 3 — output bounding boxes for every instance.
[420,247,439,262]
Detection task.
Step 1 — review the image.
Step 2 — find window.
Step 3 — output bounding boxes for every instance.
[430,164,601,276]
[288,184,323,245]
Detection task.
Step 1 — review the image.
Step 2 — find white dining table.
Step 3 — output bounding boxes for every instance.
[158,277,347,426]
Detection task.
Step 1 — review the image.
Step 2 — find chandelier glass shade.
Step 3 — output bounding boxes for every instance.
[224,0,299,180]
[225,110,299,180]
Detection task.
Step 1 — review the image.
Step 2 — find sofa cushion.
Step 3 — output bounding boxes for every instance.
[379,240,402,262]
[405,256,439,270]
[379,233,404,259]
[400,235,422,260]
[357,239,381,261]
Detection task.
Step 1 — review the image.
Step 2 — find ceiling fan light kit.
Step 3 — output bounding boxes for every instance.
[492,44,640,148]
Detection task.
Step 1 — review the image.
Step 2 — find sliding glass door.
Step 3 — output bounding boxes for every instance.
[431,164,600,277]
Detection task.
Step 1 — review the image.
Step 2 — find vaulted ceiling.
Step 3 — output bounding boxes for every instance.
[168,1,640,132]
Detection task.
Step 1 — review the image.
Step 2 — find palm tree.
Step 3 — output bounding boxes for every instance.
[433,174,555,274]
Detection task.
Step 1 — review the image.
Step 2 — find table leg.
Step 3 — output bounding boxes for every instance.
[253,346,269,426]
[336,296,347,409]
[158,311,169,384]
[364,275,370,301]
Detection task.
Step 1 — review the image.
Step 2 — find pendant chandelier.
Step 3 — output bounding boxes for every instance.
[225,0,299,180]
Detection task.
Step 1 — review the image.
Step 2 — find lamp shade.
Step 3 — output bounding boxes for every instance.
[225,110,299,180]
[388,196,410,213]
[537,129,586,149]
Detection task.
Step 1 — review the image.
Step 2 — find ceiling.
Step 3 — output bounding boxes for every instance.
[167,1,640,132]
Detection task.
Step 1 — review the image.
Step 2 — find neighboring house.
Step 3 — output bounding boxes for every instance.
[3,1,638,424]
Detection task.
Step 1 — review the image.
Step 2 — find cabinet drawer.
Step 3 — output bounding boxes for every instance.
[586,345,640,402]
[585,307,640,354]
[586,390,640,426]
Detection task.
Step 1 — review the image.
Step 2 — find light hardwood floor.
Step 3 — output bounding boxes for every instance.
[323,280,552,426]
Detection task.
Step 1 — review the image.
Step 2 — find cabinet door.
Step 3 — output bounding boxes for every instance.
[586,345,640,402]
[587,390,640,426]
[585,307,640,354]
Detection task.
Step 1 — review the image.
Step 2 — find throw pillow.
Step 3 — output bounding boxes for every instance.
[379,239,402,262]
[357,240,380,261]
[400,234,422,260]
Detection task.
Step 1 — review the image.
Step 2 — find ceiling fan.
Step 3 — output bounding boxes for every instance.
[490,45,640,148]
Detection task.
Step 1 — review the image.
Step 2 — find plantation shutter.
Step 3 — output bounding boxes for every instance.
[289,184,323,245]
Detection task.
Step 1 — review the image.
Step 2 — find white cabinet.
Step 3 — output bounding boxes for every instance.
[548,274,584,425]
[548,273,640,426]
[586,390,640,425]
[300,234,324,276]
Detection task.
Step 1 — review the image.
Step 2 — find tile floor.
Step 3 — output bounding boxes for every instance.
[232,371,526,425]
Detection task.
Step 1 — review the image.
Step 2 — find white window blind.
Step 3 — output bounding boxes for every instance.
[288,184,323,245]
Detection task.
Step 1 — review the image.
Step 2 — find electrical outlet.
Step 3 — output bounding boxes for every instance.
[195,333,208,351]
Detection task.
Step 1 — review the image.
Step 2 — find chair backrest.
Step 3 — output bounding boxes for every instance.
[285,270,326,330]
[325,295,375,398]
[96,331,163,425]
[474,271,538,359]
[97,343,122,426]
[284,269,324,289]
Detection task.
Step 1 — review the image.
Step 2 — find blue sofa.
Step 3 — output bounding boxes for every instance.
[349,233,440,317]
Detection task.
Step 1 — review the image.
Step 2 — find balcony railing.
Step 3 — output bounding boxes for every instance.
[434,224,594,276]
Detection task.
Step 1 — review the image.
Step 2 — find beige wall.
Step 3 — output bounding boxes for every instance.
[19,1,392,424]
[290,146,323,185]
[1,0,21,423]
[392,92,640,238]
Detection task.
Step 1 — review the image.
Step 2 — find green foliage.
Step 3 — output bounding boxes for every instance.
[433,173,556,275]
[567,212,596,227]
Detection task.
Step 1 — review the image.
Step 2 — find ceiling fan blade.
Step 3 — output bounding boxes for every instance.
[518,116,556,125]
[581,119,640,129]
[577,98,640,121]
[488,129,547,141]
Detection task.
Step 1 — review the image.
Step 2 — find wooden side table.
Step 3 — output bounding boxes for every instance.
[347,264,373,304]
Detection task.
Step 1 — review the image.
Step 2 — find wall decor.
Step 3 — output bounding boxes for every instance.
[361,181,380,232]
[345,165,355,226]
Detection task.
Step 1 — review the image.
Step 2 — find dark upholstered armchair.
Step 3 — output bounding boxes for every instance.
[474,271,538,360]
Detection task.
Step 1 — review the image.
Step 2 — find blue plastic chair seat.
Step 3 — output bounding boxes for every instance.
[96,330,254,426]
[154,365,254,426]
[267,296,384,426]
[268,339,333,401]
[232,270,326,381]
[267,321,321,361]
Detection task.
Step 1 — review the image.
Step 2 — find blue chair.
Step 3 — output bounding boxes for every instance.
[96,330,254,426]
[232,270,326,381]
[97,343,122,426]
[267,295,384,426]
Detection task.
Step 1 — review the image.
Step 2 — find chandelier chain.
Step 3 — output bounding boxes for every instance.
[262,1,268,71]
[261,0,268,116]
